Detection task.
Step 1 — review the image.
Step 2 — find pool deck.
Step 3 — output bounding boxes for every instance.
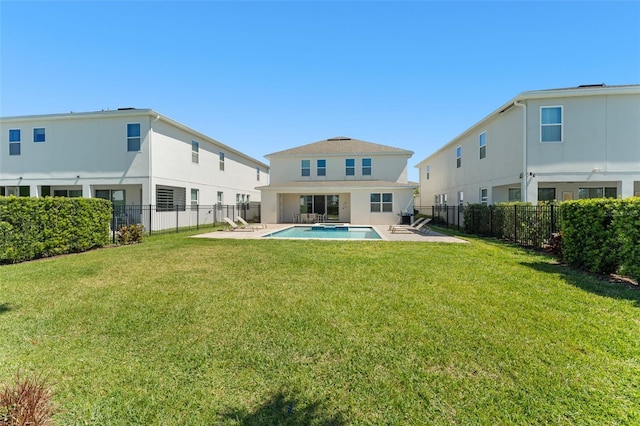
[192,224,468,243]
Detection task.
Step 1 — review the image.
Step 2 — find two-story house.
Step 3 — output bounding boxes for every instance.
[416,84,640,207]
[259,136,416,225]
[1,109,269,226]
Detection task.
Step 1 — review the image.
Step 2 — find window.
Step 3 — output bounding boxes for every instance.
[301,160,310,176]
[579,187,617,199]
[219,152,225,171]
[256,167,260,181]
[53,189,82,197]
[508,188,521,202]
[425,165,430,180]
[456,146,462,168]
[156,185,186,211]
[480,188,488,205]
[362,158,372,176]
[300,195,313,213]
[127,123,141,151]
[9,129,20,156]
[33,128,45,143]
[458,191,464,206]
[192,141,199,163]
[479,132,487,159]
[217,191,223,204]
[345,159,355,176]
[191,189,199,207]
[538,188,556,202]
[317,159,326,176]
[5,186,30,197]
[370,193,392,212]
[541,106,562,142]
[40,186,51,197]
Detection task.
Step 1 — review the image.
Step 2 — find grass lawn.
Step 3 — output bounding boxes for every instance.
[1,231,639,425]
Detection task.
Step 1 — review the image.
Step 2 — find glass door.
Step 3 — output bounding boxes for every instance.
[326,195,339,221]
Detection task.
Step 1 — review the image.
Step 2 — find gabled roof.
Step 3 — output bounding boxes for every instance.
[266,136,413,158]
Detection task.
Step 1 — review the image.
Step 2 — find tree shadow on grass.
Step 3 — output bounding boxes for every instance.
[219,390,346,426]
[0,303,11,314]
[521,260,640,307]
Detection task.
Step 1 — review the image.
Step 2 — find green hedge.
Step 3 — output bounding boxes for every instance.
[0,197,111,264]
[561,198,640,282]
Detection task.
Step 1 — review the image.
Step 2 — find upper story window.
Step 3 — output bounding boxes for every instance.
[219,152,225,171]
[127,123,141,151]
[192,141,199,163]
[425,165,430,180]
[301,160,310,176]
[362,158,372,176]
[456,146,462,168]
[317,159,326,176]
[345,159,355,176]
[33,128,45,143]
[479,132,487,159]
[9,129,20,156]
[256,167,260,181]
[541,106,563,143]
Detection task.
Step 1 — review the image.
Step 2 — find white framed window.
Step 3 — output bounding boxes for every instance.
[127,123,141,151]
[479,132,486,159]
[345,159,355,176]
[480,188,488,205]
[317,159,326,176]
[425,165,430,180]
[362,158,372,176]
[192,141,199,163]
[219,152,225,171]
[9,129,20,156]
[508,188,521,202]
[541,106,563,143]
[370,193,392,212]
[33,127,45,143]
[191,188,199,207]
[458,191,464,206]
[217,191,223,204]
[301,160,310,176]
[456,146,462,168]
[256,167,260,181]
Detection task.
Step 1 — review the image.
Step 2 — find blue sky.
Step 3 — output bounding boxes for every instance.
[1,1,639,181]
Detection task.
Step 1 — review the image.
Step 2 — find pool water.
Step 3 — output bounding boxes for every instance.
[264,225,381,240]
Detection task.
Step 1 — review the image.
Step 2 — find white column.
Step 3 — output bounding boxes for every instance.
[82,184,92,198]
[620,178,634,199]
[526,177,538,205]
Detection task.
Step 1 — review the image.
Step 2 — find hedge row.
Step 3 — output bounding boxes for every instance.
[0,197,111,264]
[561,198,640,282]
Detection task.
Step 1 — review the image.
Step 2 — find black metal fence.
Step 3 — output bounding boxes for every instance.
[111,203,261,237]
[415,204,561,249]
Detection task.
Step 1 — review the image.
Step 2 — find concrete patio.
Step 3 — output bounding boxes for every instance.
[192,224,468,243]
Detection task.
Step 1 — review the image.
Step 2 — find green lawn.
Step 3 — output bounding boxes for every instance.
[1,232,638,425]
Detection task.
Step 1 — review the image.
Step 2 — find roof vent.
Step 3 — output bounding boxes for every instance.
[327,136,352,141]
[577,84,606,88]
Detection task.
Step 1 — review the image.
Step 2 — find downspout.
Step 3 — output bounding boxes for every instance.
[513,100,527,202]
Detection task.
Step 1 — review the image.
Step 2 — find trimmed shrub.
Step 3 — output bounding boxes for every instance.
[116,224,144,245]
[561,198,640,282]
[0,197,111,264]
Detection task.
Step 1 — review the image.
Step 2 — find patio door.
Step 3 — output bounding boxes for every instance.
[326,195,339,221]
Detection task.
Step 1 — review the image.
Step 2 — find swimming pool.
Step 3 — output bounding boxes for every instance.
[264,225,382,240]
